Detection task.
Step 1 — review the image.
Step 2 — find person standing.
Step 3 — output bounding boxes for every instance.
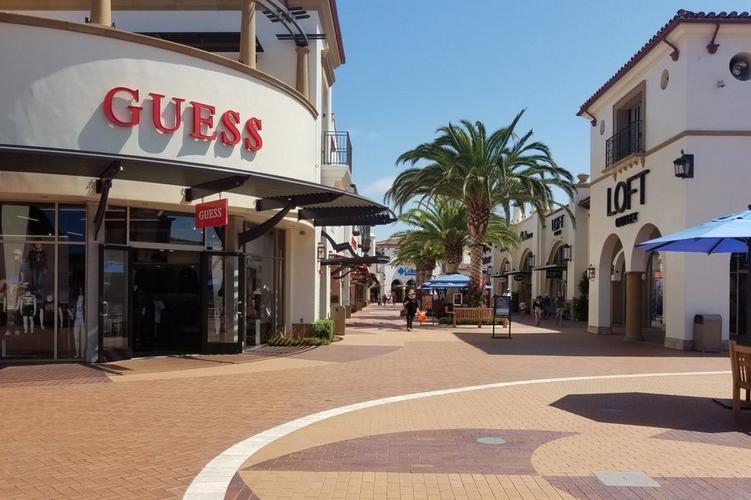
[403,289,419,331]
[533,295,544,326]
[555,294,565,326]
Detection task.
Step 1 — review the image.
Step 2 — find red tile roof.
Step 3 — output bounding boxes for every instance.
[577,10,751,118]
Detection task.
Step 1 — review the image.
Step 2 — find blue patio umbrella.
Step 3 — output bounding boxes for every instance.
[429,273,470,284]
[636,205,751,258]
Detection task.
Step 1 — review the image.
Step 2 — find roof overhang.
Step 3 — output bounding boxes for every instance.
[532,264,566,272]
[320,255,389,266]
[0,145,393,226]
[577,10,751,117]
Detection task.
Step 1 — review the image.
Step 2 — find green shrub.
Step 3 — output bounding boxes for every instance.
[267,335,330,347]
[312,318,335,341]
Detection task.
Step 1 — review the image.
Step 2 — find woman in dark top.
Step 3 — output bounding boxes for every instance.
[403,289,419,331]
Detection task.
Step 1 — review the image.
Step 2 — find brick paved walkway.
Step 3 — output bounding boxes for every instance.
[0,306,746,499]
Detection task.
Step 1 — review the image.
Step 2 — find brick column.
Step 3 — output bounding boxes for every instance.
[239,0,257,68]
[90,0,111,26]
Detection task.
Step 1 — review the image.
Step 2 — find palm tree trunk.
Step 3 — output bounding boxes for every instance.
[443,241,463,274]
[466,203,489,288]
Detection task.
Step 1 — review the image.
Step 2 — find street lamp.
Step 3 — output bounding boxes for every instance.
[525,253,535,269]
[587,264,596,280]
[561,244,572,262]
[317,242,326,260]
[673,151,694,178]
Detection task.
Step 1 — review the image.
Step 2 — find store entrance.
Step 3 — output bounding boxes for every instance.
[132,249,201,354]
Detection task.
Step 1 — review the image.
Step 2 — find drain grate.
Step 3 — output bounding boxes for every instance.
[477,436,506,445]
[594,471,660,487]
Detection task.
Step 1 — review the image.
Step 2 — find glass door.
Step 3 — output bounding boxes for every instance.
[201,252,245,353]
[99,246,131,361]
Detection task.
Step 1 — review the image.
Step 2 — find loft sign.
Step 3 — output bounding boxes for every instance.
[102,86,263,155]
[606,170,649,227]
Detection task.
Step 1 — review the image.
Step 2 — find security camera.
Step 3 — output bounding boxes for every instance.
[717,80,726,88]
[731,59,748,78]
[729,54,751,81]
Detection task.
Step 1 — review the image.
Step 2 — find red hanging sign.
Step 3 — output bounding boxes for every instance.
[195,198,229,229]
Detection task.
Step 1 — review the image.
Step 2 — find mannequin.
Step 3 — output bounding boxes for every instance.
[39,294,57,329]
[18,290,36,334]
[71,293,85,358]
[2,284,20,335]
[27,243,47,294]
[153,299,165,341]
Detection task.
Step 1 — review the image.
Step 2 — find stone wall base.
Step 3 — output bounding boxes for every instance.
[664,336,693,351]
[587,325,612,335]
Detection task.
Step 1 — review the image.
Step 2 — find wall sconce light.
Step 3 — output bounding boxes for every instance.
[587,264,596,280]
[502,261,510,273]
[526,253,535,269]
[562,244,572,262]
[673,151,694,178]
[317,242,326,260]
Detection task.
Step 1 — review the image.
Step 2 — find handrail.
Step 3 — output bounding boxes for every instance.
[322,131,352,171]
[606,120,643,167]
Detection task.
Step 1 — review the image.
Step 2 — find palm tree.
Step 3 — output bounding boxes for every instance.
[385,110,575,287]
[392,198,517,276]
[390,232,441,287]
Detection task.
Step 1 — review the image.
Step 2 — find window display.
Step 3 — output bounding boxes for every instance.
[0,203,85,359]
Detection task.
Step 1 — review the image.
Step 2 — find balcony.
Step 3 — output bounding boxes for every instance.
[323,131,352,171]
[605,120,643,168]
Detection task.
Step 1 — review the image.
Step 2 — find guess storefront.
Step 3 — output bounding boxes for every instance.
[0,13,390,361]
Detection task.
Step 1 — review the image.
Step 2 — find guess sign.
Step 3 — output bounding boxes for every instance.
[103,87,263,154]
[195,198,229,229]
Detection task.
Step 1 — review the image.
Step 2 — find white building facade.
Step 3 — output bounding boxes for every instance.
[0,1,391,361]
[580,10,751,349]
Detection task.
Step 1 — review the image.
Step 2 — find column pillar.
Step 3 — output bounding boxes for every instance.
[625,271,643,341]
[239,0,257,68]
[90,0,112,26]
[296,46,310,98]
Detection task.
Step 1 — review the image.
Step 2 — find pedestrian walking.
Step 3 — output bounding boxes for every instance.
[555,294,565,326]
[403,289,419,331]
[533,295,544,326]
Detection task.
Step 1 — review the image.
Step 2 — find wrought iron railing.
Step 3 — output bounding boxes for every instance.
[605,120,643,167]
[322,131,352,171]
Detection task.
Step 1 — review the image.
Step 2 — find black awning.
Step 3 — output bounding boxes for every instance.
[502,270,532,276]
[532,264,567,272]
[320,255,389,266]
[0,145,394,226]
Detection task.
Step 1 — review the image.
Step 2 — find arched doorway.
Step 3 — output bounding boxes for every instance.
[516,250,534,313]
[592,233,624,333]
[730,253,748,339]
[391,279,403,303]
[545,243,567,297]
[611,249,626,324]
[630,224,664,340]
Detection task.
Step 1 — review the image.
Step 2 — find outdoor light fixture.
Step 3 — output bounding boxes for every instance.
[526,253,535,269]
[587,264,596,280]
[562,244,572,262]
[317,242,326,260]
[673,151,694,178]
[502,261,510,273]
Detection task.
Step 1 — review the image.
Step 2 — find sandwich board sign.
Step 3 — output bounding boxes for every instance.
[491,295,512,339]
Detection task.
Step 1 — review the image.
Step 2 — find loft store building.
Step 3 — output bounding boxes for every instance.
[0,0,391,362]
[491,180,590,314]
[579,10,751,349]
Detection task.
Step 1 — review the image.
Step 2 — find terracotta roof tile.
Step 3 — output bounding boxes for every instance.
[578,10,751,118]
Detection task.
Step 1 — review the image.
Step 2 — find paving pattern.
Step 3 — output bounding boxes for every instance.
[0,306,748,499]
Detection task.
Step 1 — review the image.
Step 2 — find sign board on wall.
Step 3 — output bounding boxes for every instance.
[513,274,526,282]
[546,269,563,279]
[195,198,229,229]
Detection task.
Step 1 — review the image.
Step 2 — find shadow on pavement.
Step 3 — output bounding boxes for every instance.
[550,392,751,434]
[452,329,727,358]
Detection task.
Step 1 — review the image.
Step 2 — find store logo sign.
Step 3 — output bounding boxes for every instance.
[607,170,649,216]
[103,86,263,155]
[195,198,229,229]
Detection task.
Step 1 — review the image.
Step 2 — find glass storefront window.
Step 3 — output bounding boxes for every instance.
[130,208,203,246]
[0,203,55,241]
[647,252,664,328]
[244,226,285,345]
[0,242,55,358]
[58,205,86,243]
[104,206,127,245]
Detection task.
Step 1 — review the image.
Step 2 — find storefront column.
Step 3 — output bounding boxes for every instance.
[287,227,318,325]
[296,46,310,99]
[90,0,112,26]
[624,271,643,341]
[84,202,102,362]
[239,0,257,68]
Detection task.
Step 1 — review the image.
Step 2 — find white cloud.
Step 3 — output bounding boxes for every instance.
[359,175,395,203]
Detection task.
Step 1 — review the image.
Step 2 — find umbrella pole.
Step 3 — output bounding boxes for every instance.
[747,239,751,338]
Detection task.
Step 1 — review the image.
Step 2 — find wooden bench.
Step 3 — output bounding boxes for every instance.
[452,307,508,328]
[730,341,751,414]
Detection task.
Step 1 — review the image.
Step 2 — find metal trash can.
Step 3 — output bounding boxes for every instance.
[332,305,346,336]
[694,314,722,352]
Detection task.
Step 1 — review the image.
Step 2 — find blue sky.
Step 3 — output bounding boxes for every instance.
[332,1,750,240]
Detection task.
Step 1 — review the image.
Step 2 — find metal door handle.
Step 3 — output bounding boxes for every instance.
[101,301,110,317]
